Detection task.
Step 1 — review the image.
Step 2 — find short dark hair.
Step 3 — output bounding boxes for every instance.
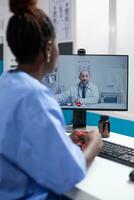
[6,0,55,64]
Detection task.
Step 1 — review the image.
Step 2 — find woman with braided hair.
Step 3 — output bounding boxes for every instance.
[0,0,102,199]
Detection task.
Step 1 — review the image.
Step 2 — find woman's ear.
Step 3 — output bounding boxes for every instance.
[46,40,53,63]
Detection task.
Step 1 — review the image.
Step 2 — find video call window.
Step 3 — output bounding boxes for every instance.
[42,55,128,111]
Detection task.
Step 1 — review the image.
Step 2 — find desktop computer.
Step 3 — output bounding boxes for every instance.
[43,54,134,168]
[43,54,128,128]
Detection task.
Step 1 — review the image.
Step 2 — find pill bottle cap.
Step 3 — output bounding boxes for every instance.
[100,115,109,121]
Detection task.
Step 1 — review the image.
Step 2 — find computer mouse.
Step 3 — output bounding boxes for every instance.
[129,170,134,182]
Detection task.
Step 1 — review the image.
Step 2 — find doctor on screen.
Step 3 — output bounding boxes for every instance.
[55,70,99,106]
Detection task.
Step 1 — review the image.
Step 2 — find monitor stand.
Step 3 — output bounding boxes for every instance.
[66,109,87,132]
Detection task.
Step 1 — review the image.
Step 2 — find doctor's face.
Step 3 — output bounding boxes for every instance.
[79,71,90,85]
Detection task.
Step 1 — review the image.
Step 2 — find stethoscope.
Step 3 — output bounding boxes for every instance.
[78,83,82,98]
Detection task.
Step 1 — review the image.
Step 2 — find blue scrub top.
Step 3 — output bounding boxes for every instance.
[0,71,86,200]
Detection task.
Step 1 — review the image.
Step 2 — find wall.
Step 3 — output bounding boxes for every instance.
[116,0,134,116]
[38,0,49,15]
[75,0,109,54]
[0,0,9,71]
[74,0,134,120]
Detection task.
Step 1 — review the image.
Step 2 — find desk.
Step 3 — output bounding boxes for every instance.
[62,103,125,109]
[65,130,134,200]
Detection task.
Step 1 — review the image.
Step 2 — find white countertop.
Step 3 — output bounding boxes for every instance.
[65,128,134,200]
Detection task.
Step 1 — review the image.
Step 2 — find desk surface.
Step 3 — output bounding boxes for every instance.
[66,128,134,200]
[62,103,125,109]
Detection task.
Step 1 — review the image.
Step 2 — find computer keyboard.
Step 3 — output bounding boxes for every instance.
[98,140,134,167]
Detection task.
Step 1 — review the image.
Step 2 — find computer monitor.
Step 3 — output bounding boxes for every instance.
[42,54,128,128]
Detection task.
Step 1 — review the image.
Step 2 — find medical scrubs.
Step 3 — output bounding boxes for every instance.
[0,71,86,200]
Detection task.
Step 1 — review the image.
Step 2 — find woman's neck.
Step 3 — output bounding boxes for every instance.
[19,62,46,81]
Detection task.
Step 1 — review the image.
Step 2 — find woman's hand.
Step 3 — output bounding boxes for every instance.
[70,130,103,167]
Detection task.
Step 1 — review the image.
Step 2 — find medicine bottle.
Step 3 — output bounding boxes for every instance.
[98,115,110,138]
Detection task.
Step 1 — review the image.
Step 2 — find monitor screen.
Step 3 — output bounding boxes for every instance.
[43,54,128,111]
